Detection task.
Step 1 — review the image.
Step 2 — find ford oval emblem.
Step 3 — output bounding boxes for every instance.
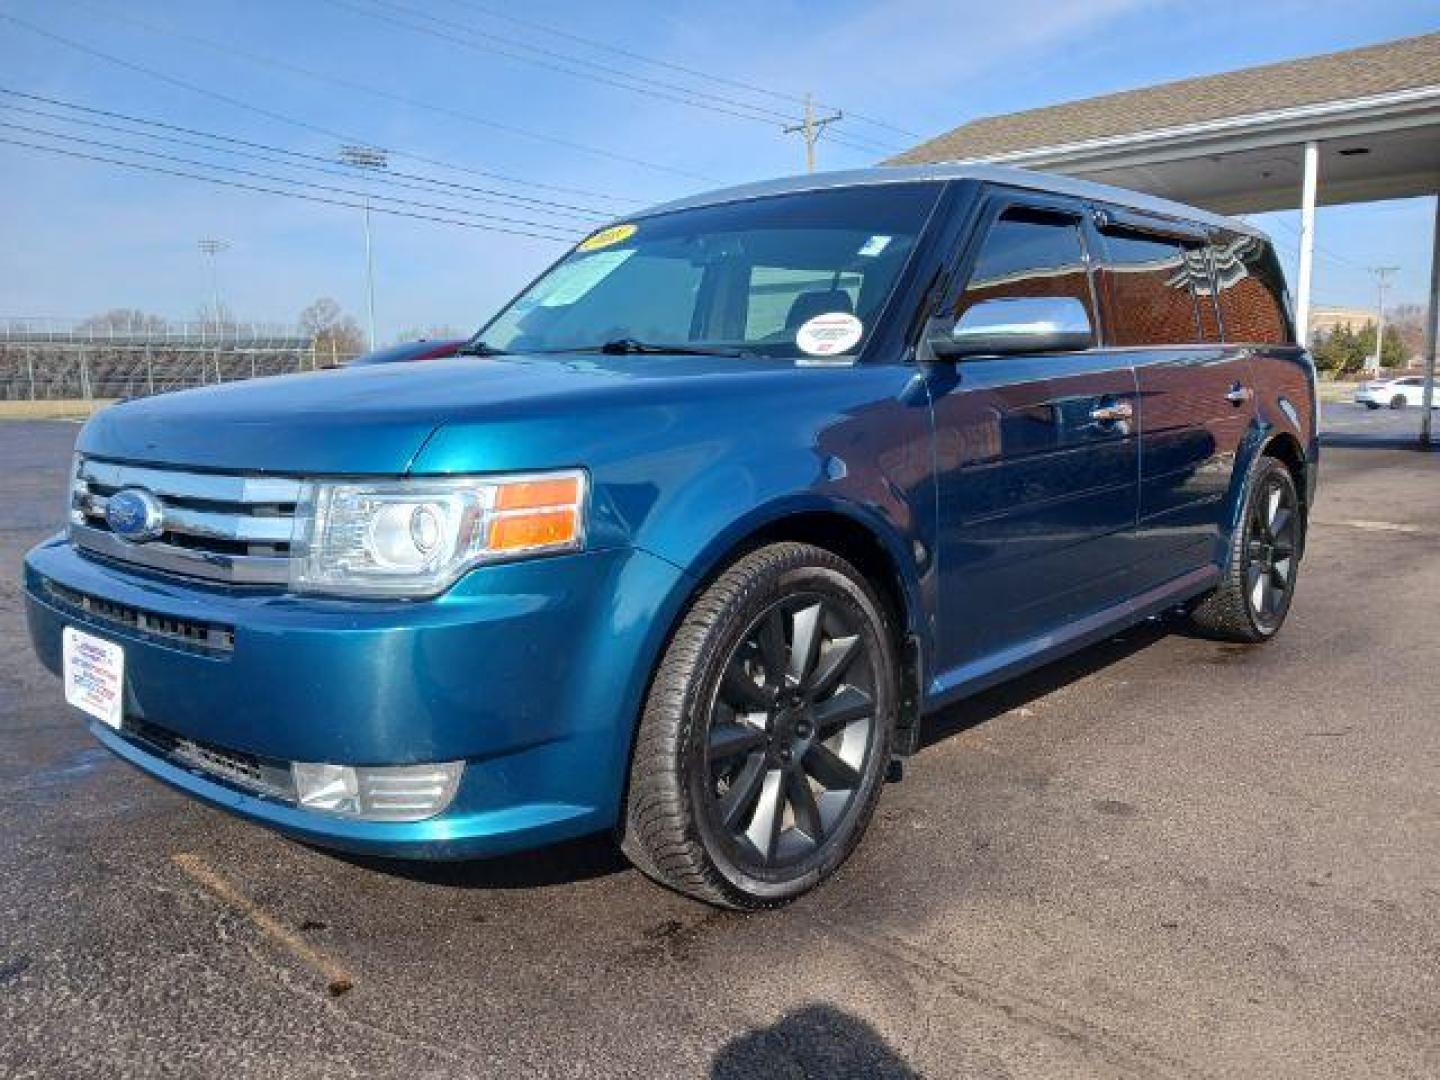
[106,488,165,543]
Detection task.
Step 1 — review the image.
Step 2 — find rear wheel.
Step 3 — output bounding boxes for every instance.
[622,542,897,909]
[1390,394,1408,409]
[1188,455,1302,642]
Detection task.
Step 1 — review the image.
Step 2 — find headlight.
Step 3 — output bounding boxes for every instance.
[290,469,587,597]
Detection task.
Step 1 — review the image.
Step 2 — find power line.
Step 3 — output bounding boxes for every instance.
[0,123,583,239]
[1266,215,1367,272]
[322,0,898,159]
[41,1,719,182]
[0,91,611,222]
[328,0,905,155]
[0,11,652,201]
[332,0,802,126]
[437,0,921,141]
[0,135,578,243]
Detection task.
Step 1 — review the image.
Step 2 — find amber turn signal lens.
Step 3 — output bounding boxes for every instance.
[494,476,582,511]
[488,508,579,552]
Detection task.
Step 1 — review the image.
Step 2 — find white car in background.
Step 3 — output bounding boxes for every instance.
[1354,375,1437,409]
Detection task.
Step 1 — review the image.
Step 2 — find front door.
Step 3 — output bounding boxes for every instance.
[928,197,1139,691]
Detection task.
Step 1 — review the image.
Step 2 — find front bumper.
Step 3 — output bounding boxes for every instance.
[25,536,687,859]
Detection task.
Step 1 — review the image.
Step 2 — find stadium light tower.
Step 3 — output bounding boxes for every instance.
[197,238,230,330]
[338,144,388,351]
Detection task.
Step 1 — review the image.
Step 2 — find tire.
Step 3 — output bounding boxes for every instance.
[1364,402,1381,410]
[1188,455,1303,643]
[1390,394,1407,409]
[621,542,898,909]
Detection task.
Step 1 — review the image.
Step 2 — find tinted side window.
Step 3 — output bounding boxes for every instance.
[956,208,1093,323]
[1100,230,1205,346]
[1212,232,1292,344]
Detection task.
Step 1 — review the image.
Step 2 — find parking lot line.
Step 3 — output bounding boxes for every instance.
[171,851,356,998]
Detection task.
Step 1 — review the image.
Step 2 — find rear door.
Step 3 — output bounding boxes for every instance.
[1090,212,1256,589]
[928,192,1139,684]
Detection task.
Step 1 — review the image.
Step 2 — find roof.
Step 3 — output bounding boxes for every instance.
[890,32,1440,164]
[634,163,1264,238]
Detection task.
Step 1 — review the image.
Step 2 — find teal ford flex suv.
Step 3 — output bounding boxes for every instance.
[25,166,1316,908]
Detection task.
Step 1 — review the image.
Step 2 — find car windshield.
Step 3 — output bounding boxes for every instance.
[477,182,944,359]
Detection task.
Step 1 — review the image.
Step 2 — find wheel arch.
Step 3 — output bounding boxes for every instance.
[636,502,928,777]
[1220,427,1311,572]
[1259,430,1310,556]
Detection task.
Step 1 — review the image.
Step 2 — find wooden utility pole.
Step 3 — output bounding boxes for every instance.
[783,93,843,173]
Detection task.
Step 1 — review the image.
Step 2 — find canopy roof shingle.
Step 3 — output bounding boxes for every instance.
[891,32,1440,164]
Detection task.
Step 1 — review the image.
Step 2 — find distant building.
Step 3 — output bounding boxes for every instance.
[1308,305,1374,337]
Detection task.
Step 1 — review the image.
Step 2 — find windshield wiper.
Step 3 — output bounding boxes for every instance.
[573,337,751,358]
[454,340,508,356]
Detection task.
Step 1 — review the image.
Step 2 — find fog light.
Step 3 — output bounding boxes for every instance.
[291,761,463,822]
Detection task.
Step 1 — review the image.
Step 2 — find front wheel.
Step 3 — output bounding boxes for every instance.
[622,542,897,909]
[1188,455,1302,642]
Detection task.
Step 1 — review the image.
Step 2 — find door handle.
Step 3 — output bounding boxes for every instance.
[1225,385,1253,405]
[1089,401,1133,424]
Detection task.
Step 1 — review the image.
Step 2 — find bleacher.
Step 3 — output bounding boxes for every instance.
[0,319,317,401]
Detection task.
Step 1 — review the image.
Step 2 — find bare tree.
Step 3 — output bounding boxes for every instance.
[298,298,366,365]
[78,309,171,335]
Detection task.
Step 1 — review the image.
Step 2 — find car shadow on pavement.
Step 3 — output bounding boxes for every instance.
[920,616,1173,749]
[320,831,629,889]
[711,1003,918,1079]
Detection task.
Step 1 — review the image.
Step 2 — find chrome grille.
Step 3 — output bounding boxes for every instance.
[70,457,300,585]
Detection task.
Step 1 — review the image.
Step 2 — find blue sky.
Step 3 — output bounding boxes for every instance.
[0,0,1435,339]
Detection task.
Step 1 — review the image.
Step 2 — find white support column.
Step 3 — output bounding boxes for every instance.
[1295,140,1320,347]
[1420,194,1439,447]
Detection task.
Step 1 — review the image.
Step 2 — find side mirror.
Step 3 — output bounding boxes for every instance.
[927,296,1094,360]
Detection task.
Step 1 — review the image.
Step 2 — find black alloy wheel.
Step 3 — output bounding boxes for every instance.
[702,593,877,871]
[622,543,897,909]
[1243,468,1300,633]
[1188,454,1304,642]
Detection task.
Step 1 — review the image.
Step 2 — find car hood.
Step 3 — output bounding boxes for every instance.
[78,352,805,474]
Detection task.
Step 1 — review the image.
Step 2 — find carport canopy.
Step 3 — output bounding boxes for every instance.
[891,33,1440,444]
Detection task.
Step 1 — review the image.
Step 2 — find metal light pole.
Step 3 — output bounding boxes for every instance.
[339,145,388,351]
[197,238,230,331]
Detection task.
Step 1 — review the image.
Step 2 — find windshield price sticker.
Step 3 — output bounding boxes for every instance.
[577,222,637,252]
[796,312,864,357]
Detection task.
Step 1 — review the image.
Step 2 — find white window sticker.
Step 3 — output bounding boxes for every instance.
[795,312,864,357]
[857,234,892,257]
[63,627,125,730]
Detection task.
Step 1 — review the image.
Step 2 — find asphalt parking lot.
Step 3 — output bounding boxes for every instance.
[1,414,1437,1079]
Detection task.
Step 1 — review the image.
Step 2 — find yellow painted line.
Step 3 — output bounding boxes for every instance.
[172,852,355,997]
